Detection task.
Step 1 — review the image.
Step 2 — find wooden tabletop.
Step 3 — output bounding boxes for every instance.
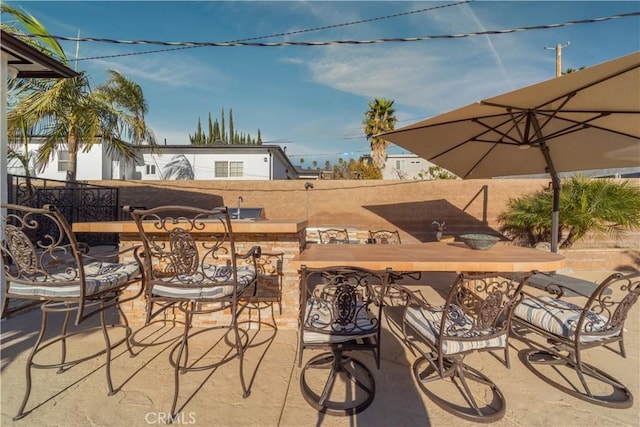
[72,219,307,234]
[291,243,566,273]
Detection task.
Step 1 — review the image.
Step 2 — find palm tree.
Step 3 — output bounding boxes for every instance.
[4,5,155,183]
[363,98,397,171]
[96,70,156,145]
[6,117,37,197]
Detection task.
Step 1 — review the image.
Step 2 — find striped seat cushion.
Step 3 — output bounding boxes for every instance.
[151,265,256,299]
[405,305,506,355]
[8,261,140,298]
[514,296,617,342]
[303,300,377,344]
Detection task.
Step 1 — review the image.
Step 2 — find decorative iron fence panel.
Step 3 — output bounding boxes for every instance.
[7,175,120,246]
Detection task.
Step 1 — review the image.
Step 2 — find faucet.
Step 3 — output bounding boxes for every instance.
[432,220,446,241]
[237,196,243,218]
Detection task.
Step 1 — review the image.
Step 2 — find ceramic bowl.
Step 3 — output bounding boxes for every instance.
[460,233,500,250]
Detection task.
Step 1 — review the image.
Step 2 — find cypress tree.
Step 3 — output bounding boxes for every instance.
[221,108,226,143]
[207,113,214,144]
[229,109,234,144]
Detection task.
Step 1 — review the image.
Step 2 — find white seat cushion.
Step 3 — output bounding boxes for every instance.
[303,300,377,344]
[405,304,507,355]
[152,265,256,299]
[514,296,618,343]
[8,261,140,298]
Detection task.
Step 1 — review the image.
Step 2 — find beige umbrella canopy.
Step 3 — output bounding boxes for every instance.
[381,51,640,252]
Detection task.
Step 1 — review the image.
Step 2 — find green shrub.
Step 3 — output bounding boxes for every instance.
[498,175,640,249]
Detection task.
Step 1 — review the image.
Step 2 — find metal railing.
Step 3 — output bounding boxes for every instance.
[7,175,120,245]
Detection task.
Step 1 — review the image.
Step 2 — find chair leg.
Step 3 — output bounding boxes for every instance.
[524,349,634,408]
[234,316,249,398]
[170,309,191,420]
[100,302,116,396]
[412,355,506,423]
[13,307,49,421]
[300,350,375,416]
[56,305,72,374]
[117,300,136,358]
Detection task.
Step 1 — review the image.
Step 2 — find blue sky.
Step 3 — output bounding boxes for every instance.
[5,1,640,165]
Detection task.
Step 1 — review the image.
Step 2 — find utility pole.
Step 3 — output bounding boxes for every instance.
[545,41,570,77]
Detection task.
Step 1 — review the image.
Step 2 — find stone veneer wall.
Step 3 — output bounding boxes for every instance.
[117,230,305,330]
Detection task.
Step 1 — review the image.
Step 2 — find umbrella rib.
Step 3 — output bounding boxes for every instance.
[378,111,518,137]
[471,112,529,146]
[462,144,499,179]
[531,111,640,144]
[430,112,526,167]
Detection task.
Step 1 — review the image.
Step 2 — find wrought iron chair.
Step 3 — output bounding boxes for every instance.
[240,251,284,330]
[401,272,529,422]
[317,228,350,244]
[127,205,261,418]
[0,203,142,420]
[512,271,640,408]
[367,229,402,244]
[367,229,421,293]
[297,266,390,415]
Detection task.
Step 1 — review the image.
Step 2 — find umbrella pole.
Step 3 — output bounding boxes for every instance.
[533,116,561,253]
[551,180,560,253]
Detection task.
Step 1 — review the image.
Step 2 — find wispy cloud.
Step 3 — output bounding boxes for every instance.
[301,2,549,116]
[91,51,228,91]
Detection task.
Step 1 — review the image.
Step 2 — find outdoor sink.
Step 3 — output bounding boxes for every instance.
[229,207,265,221]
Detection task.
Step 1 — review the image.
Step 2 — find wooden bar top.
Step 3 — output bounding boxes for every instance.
[72,219,308,234]
[291,242,566,273]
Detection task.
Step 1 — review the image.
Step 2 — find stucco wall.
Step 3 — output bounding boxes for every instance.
[96,178,639,251]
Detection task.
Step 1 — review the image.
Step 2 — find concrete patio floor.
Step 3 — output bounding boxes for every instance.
[1,271,638,427]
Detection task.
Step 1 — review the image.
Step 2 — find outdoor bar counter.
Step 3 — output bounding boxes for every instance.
[73,219,308,329]
[74,219,566,330]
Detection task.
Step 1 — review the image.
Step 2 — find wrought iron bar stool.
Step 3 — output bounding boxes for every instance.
[367,229,402,244]
[1,203,142,420]
[366,229,421,298]
[127,205,261,419]
[317,228,350,244]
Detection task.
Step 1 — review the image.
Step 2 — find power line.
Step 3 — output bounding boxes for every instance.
[9,12,638,56]
[11,1,472,62]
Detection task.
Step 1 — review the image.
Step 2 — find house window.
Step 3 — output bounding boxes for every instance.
[395,160,406,170]
[215,161,229,177]
[229,161,243,177]
[145,164,156,175]
[214,161,243,177]
[57,151,69,172]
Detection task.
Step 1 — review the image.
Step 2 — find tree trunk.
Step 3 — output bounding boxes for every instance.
[66,132,78,183]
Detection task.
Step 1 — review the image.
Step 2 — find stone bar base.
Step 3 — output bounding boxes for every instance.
[117,229,306,330]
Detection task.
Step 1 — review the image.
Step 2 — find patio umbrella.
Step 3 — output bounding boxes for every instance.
[381,51,640,253]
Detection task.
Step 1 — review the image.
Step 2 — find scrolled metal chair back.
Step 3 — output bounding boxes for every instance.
[317,229,349,244]
[445,274,525,338]
[368,230,401,244]
[129,206,234,286]
[580,272,640,336]
[1,204,82,287]
[302,268,385,337]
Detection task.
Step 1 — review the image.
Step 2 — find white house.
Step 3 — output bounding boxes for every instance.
[382,154,437,179]
[7,140,120,181]
[8,139,300,181]
[359,153,442,180]
[127,143,299,180]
